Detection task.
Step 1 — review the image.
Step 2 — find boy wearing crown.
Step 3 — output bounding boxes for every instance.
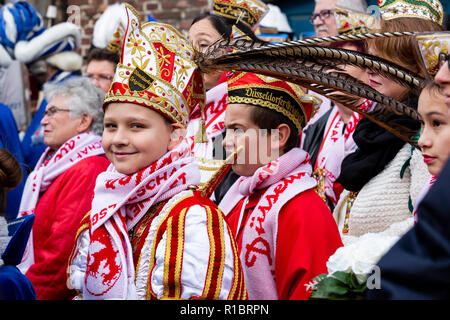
[218,72,343,300]
[75,5,246,300]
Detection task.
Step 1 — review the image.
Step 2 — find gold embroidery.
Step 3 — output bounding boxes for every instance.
[145,194,193,299]
[343,191,359,234]
[201,206,226,299]
[313,168,327,203]
[228,95,305,133]
[131,201,165,256]
[223,221,240,299]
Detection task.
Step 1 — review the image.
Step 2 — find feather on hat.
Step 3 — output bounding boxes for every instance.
[92,3,127,55]
[195,30,425,147]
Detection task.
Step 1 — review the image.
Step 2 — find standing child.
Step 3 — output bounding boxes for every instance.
[81,4,245,300]
[219,72,343,300]
[414,81,450,221]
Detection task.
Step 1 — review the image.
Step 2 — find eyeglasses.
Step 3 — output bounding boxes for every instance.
[438,52,450,70]
[86,74,114,82]
[43,107,71,117]
[309,9,334,24]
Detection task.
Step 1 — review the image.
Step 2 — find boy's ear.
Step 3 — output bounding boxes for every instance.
[168,123,186,151]
[274,123,291,151]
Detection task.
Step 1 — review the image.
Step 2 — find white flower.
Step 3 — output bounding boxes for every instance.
[326,233,400,284]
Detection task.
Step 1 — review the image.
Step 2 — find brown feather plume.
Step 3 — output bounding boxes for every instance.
[198,38,425,90]
[196,54,420,147]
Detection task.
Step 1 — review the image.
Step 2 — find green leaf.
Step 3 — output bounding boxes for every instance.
[310,271,368,300]
[312,273,328,282]
[316,277,348,295]
[331,271,354,285]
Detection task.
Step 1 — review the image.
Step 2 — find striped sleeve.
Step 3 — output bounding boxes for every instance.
[150,204,246,300]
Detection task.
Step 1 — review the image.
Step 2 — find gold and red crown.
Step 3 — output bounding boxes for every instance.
[227,72,320,133]
[378,0,444,25]
[103,4,205,127]
[415,32,450,76]
[212,0,268,30]
[333,6,378,35]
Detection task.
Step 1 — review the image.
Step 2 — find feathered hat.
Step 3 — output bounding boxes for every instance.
[227,71,320,133]
[92,3,127,55]
[378,0,444,25]
[414,31,450,77]
[212,0,268,30]
[104,4,205,127]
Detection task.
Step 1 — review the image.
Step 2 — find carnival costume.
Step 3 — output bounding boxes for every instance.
[70,4,246,300]
[0,2,84,170]
[17,132,109,299]
[185,0,268,195]
[218,72,342,299]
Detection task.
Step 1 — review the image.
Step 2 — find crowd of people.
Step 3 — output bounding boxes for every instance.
[0,0,449,300]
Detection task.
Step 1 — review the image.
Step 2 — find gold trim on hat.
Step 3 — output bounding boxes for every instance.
[380,0,444,25]
[104,91,185,126]
[212,0,268,29]
[105,4,205,126]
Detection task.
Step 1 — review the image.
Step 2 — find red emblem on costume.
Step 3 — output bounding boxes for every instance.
[85,227,123,296]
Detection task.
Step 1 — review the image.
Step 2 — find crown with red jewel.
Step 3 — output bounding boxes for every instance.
[212,0,268,30]
[333,6,379,35]
[378,0,444,25]
[414,32,450,76]
[103,4,205,127]
[227,72,320,133]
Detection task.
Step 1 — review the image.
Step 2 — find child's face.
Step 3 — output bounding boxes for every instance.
[418,87,450,176]
[223,104,279,177]
[103,103,178,175]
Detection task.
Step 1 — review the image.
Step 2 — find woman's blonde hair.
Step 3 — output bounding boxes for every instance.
[371,17,444,76]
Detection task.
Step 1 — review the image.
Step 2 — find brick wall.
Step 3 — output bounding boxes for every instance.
[65,0,211,58]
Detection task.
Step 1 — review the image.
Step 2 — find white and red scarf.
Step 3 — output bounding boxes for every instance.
[219,148,317,299]
[186,81,228,159]
[83,142,200,299]
[17,132,104,273]
[314,100,375,205]
[413,175,437,224]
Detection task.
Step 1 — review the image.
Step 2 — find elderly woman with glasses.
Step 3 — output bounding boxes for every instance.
[16,77,110,300]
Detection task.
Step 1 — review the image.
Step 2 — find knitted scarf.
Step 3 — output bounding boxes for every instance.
[17,132,104,273]
[338,93,420,192]
[219,148,317,299]
[315,107,362,204]
[83,142,200,299]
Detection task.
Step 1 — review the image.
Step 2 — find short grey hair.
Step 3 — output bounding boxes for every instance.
[43,76,106,135]
[315,0,368,13]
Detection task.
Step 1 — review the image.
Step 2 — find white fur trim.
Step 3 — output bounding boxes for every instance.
[46,51,82,71]
[14,22,81,64]
[0,44,12,67]
[92,3,126,49]
[3,8,17,48]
